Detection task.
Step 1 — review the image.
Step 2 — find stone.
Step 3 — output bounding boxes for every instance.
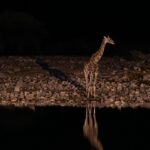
[24,91,29,97]
[134,66,141,71]
[11,98,17,102]
[135,90,140,96]
[27,93,35,100]
[115,101,121,106]
[60,91,68,97]
[0,73,6,78]
[117,83,122,91]
[14,67,21,72]
[14,78,23,92]
[143,73,150,81]
[19,92,24,99]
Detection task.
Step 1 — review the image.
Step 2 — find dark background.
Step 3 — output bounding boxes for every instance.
[0,1,150,55]
[0,2,150,149]
[0,107,150,150]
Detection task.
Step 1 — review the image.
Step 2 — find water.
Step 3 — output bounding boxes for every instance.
[0,106,150,150]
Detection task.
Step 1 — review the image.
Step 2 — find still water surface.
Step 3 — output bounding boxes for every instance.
[0,106,150,150]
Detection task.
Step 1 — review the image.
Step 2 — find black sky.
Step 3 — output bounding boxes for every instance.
[0,1,150,55]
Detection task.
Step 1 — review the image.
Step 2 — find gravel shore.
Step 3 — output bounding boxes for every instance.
[0,53,150,108]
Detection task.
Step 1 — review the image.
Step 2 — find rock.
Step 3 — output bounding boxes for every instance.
[121,74,129,81]
[27,93,35,100]
[105,100,112,105]
[143,73,150,81]
[111,88,116,92]
[24,91,29,97]
[14,67,21,72]
[19,92,24,99]
[110,104,115,108]
[73,92,80,97]
[11,98,17,102]
[10,93,15,99]
[109,98,114,103]
[114,101,121,106]
[36,91,42,97]
[120,58,126,62]
[0,73,6,78]
[136,96,142,102]
[6,93,10,98]
[121,100,126,106]
[117,83,122,91]
[135,90,140,96]
[1,100,7,105]
[120,96,125,101]
[134,66,141,71]
[14,78,23,92]
[140,83,145,88]
[130,82,138,88]
[60,91,68,97]
[123,67,128,71]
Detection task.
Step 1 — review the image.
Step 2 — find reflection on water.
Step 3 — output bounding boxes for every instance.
[0,106,150,149]
[83,105,103,150]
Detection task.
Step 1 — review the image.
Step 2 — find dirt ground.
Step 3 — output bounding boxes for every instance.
[0,51,150,109]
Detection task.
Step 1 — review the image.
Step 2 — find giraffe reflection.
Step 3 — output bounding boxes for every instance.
[83,105,103,150]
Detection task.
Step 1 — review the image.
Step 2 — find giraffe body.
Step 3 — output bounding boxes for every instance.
[84,61,99,98]
[84,35,115,98]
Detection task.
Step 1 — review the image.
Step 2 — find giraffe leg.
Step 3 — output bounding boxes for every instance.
[87,73,90,98]
[87,83,91,98]
[87,86,90,98]
[89,86,92,98]
[89,73,94,97]
[84,70,88,92]
[84,70,89,98]
[93,72,98,98]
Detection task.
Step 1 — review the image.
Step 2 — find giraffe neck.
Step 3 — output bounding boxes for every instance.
[90,38,107,64]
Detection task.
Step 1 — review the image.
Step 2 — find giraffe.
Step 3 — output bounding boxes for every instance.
[83,105,103,150]
[84,35,115,98]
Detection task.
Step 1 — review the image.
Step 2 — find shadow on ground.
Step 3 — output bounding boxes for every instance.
[36,57,85,96]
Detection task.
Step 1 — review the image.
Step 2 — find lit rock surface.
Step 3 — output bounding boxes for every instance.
[0,54,149,108]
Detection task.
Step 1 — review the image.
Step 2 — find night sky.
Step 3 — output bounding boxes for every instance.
[0,1,150,55]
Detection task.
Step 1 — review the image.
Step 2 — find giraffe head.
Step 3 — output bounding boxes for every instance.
[104,35,115,45]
